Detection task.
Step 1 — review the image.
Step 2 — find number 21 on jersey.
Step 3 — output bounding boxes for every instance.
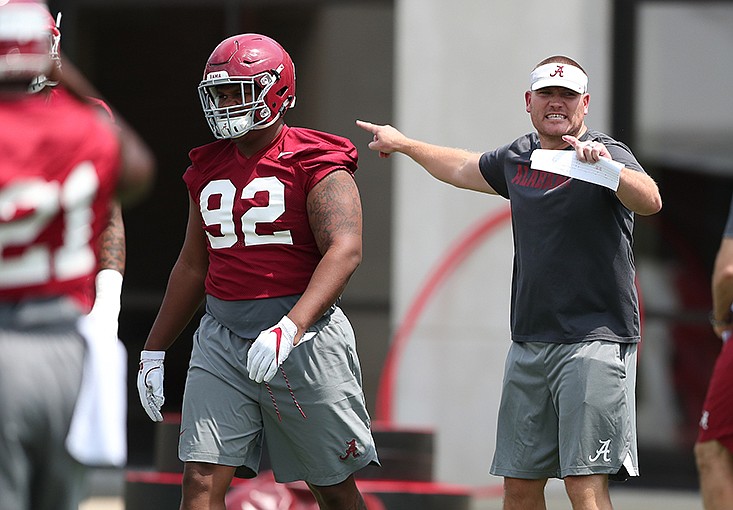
[0,161,99,289]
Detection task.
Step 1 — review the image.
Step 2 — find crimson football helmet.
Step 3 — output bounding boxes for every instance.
[198,33,296,139]
[0,0,53,84]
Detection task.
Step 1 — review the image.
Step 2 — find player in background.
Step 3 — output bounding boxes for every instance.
[0,1,155,509]
[24,4,131,471]
[357,55,662,510]
[695,195,733,509]
[136,33,378,510]
[29,9,126,333]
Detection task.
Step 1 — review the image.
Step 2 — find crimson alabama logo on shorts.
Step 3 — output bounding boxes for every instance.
[339,439,361,460]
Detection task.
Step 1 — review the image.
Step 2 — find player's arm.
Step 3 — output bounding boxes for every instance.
[143,196,209,352]
[615,168,662,216]
[114,121,156,206]
[287,170,364,342]
[138,197,208,419]
[87,202,125,327]
[97,202,125,274]
[711,236,733,338]
[246,169,361,383]
[355,120,496,194]
[55,56,155,205]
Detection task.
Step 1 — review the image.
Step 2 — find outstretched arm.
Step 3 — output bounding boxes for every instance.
[563,135,662,216]
[356,120,496,194]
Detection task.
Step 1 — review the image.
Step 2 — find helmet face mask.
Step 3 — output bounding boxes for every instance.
[28,10,61,93]
[199,71,275,139]
[198,34,296,140]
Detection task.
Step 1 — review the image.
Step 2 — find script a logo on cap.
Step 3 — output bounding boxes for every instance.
[549,65,565,78]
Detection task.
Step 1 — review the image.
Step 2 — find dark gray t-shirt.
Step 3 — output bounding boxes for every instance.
[478,129,644,344]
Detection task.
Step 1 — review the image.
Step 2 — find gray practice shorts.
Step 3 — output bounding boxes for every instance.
[490,340,638,480]
[179,307,379,486]
[0,299,86,510]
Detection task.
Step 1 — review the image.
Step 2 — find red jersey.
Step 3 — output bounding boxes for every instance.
[184,125,357,300]
[0,89,120,310]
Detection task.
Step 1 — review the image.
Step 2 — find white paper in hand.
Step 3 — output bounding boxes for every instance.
[530,149,623,191]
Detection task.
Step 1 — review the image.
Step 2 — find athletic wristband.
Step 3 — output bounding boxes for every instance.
[140,350,165,361]
[95,269,123,302]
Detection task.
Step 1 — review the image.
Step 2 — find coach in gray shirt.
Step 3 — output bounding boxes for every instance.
[357,54,662,510]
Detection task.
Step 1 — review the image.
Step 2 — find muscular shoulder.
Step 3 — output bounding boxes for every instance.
[279,126,358,176]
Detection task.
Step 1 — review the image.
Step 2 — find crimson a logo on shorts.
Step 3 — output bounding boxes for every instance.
[339,439,361,460]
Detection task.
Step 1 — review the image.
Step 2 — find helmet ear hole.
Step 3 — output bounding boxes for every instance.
[274,86,294,113]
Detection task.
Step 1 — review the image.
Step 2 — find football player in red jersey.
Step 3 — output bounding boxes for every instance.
[696,195,733,510]
[137,34,379,509]
[0,1,155,509]
[25,5,139,473]
[29,6,128,370]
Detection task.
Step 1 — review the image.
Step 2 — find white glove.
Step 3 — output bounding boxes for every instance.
[87,269,123,337]
[247,316,298,383]
[137,350,165,422]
